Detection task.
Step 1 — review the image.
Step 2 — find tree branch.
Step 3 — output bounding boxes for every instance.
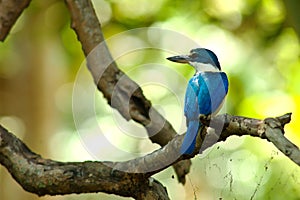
[198,113,300,166]
[0,0,31,41]
[0,113,297,198]
[1,1,298,199]
[264,116,300,165]
[112,113,298,176]
[0,125,169,200]
[64,0,191,183]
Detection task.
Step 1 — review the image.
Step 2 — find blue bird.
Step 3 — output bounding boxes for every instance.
[167,48,229,155]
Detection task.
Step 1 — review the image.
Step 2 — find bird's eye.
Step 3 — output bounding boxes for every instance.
[189,53,198,59]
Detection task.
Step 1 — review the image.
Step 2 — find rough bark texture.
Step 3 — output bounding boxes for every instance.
[0,113,297,199]
[0,125,169,199]
[64,0,191,184]
[0,0,299,199]
[0,0,31,41]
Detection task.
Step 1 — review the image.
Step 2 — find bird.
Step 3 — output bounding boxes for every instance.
[167,48,229,155]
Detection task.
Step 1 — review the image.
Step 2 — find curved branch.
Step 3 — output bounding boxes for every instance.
[64,0,175,144]
[114,113,298,176]
[198,113,300,166]
[264,116,300,165]
[0,0,31,41]
[0,113,296,198]
[1,1,298,199]
[64,0,191,183]
[0,125,169,199]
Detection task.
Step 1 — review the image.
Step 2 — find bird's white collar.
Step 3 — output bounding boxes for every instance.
[189,62,220,72]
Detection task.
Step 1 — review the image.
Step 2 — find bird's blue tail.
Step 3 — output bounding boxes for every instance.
[180,121,200,155]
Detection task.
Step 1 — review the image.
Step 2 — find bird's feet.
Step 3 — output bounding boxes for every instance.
[199,114,211,126]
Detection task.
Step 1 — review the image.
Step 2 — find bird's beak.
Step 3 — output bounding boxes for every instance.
[166,55,190,63]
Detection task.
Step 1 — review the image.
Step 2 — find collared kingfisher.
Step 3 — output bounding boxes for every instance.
[167,48,229,155]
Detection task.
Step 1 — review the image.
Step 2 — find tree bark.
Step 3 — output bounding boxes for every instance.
[0,0,31,41]
[0,113,297,199]
[0,0,299,199]
[64,0,191,184]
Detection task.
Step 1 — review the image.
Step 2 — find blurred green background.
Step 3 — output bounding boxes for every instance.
[1,0,300,199]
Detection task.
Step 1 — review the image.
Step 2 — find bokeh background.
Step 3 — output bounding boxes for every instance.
[1,0,300,199]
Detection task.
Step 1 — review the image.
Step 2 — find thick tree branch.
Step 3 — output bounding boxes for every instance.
[0,125,169,200]
[0,0,31,41]
[0,113,297,198]
[64,0,190,183]
[113,113,298,176]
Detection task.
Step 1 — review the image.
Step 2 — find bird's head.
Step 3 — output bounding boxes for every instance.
[167,48,221,72]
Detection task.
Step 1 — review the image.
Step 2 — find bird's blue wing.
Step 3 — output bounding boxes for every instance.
[184,76,200,122]
[198,72,228,115]
[184,72,228,120]
[181,72,228,155]
[181,76,201,154]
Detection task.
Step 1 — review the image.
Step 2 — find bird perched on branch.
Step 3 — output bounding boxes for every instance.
[167,48,229,154]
